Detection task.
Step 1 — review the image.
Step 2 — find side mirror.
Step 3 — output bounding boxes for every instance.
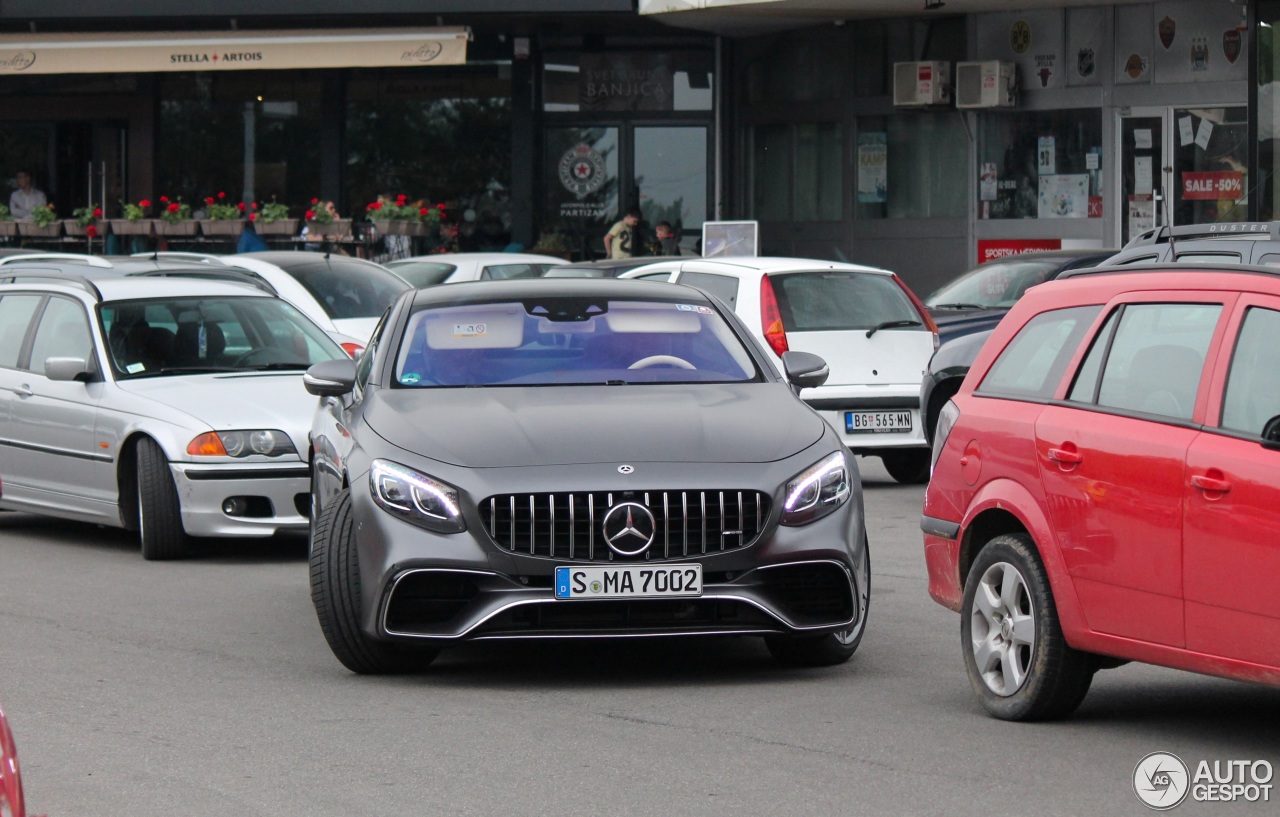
[782,350,829,393]
[1262,415,1280,448]
[44,357,93,383]
[304,358,358,397]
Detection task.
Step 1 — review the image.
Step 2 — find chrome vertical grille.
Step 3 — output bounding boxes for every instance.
[482,490,770,562]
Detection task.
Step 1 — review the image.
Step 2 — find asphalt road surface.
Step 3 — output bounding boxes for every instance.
[1,459,1276,816]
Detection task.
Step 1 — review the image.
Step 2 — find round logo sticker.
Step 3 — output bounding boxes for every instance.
[1010,21,1032,55]
[558,143,607,197]
[1133,752,1190,810]
[400,372,422,385]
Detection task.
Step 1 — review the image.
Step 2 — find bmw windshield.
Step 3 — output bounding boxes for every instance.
[101,296,346,379]
[394,297,760,387]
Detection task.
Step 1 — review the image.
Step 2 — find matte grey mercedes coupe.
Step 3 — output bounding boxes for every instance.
[304,278,870,673]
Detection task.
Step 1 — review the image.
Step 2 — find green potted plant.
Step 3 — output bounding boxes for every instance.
[531,231,572,260]
[111,198,155,236]
[64,203,103,237]
[200,192,245,236]
[18,202,61,237]
[155,196,196,236]
[251,198,296,236]
[0,203,15,238]
[366,194,443,236]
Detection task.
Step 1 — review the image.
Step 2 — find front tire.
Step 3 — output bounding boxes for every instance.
[880,449,931,484]
[766,535,870,667]
[310,488,439,674]
[136,437,190,560]
[961,533,1094,721]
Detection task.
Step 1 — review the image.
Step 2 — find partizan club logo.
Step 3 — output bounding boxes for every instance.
[558,142,607,197]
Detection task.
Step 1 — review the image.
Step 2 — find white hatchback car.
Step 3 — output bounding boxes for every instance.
[385,252,569,286]
[622,257,938,482]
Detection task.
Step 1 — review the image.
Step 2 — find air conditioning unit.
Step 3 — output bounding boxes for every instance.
[955,61,1017,108]
[892,61,951,107]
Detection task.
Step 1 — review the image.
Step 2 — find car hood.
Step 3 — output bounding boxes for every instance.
[928,307,1009,344]
[115,372,311,432]
[365,383,827,467]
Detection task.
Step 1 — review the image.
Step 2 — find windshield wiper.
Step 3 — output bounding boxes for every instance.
[250,362,311,371]
[930,302,987,310]
[865,319,922,339]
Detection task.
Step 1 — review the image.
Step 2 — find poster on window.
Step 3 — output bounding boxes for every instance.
[1037,174,1089,218]
[857,133,888,204]
[980,162,998,201]
[1128,194,1155,235]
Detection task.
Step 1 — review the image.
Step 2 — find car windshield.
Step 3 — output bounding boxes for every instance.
[386,261,457,288]
[480,263,562,280]
[543,267,610,278]
[925,259,1061,310]
[273,258,409,319]
[101,295,346,379]
[394,297,759,387]
[771,271,920,331]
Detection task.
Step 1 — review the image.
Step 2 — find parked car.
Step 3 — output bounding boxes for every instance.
[0,698,26,817]
[1104,220,1280,266]
[0,273,347,559]
[924,262,1280,720]
[385,252,569,287]
[129,250,399,355]
[304,278,870,672]
[542,256,686,278]
[622,257,938,483]
[919,250,1115,445]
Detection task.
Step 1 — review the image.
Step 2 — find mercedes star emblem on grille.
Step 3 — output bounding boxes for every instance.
[601,501,656,556]
[618,464,635,474]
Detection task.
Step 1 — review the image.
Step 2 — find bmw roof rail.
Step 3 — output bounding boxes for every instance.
[0,252,114,268]
[130,251,229,265]
[1124,221,1280,248]
[127,268,278,295]
[0,269,104,300]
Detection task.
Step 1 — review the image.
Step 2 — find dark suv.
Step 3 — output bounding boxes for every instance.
[1105,221,1280,266]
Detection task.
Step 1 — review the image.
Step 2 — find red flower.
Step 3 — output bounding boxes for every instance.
[160,195,169,203]
[139,199,151,208]
[217,191,226,199]
[367,201,382,211]
[395,194,407,205]
[167,202,180,213]
[204,197,215,205]
[436,203,445,210]
[419,206,429,216]
[237,202,246,211]
[252,202,259,209]
[305,209,316,220]
[93,207,103,218]
[311,198,320,205]
[249,212,257,222]
[86,225,98,238]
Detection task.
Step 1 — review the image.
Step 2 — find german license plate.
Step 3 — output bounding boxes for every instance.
[555,564,702,600]
[846,410,913,433]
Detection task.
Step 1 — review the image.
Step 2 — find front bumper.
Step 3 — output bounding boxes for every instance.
[172,463,310,537]
[348,460,868,643]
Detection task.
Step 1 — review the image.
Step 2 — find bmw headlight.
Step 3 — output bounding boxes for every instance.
[781,451,851,526]
[186,430,297,458]
[369,459,465,533]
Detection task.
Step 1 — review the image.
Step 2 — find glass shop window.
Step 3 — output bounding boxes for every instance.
[977,110,1104,220]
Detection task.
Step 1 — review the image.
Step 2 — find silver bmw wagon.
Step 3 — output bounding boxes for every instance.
[304,279,871,672]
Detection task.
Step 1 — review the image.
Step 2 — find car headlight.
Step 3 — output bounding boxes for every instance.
[369,459,465,534]
[186,430,297,458]
[781,451,851,526]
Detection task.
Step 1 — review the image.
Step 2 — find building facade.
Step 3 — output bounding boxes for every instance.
[0,1,717,257]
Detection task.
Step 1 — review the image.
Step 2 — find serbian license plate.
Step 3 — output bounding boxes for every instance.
[846,410,913,433]
[555,564,702,600]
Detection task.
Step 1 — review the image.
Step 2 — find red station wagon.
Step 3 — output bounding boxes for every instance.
[923,263,1280,720]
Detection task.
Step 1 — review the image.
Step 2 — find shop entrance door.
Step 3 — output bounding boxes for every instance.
[1117,105,1248,246]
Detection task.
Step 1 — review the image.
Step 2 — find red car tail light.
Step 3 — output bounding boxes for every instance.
[760,274,789,356]
[893,275,940,351]
[340,342,365,359]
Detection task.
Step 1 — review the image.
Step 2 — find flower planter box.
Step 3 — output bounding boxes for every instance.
[155,220,200,237]
[200,220,245,237]
[254,218,299,236]
[109,219,155,236]
[0,221,18,237]
[17,221,63,238]
[306,218,352,239]
[62,220,100,237]
[392,220,427,236]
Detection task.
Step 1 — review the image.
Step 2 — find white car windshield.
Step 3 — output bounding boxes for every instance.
[394,297,759,387]
[926,260,1060,310]
[102,296,346,378]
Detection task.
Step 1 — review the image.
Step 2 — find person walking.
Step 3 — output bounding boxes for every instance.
[603,208,641,260]
[9,171,47,219]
